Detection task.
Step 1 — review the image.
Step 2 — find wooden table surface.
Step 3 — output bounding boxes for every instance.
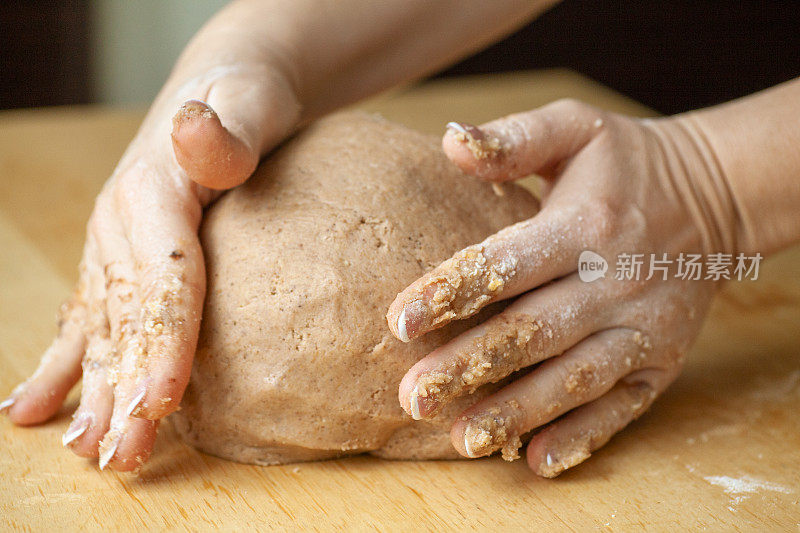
[1,70,799,531]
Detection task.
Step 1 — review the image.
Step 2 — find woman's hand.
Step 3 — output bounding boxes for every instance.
[0,50,300,471]
[388,99,738,476]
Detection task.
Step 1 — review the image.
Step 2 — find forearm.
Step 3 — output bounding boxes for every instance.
[677,78,800,256]
[167,0,556,120]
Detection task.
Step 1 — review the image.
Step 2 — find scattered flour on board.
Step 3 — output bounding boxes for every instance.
[704,475,793,510]
[698,423,746,443]
[686,423,746,445]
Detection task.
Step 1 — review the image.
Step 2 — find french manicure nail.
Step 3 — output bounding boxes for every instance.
[464,434,477,458]
[409,385,421,420]
[98,438,119,471]
[0,397,15,414]
[446,121,485,140]
[396,308,409,343]
[126,389,146,418]
[62,415,90,447]
[446,121,502,159]
[447,121,468,134]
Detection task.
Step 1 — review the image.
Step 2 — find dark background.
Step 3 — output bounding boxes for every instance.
[1,0,798,114]
[1,1,90,110]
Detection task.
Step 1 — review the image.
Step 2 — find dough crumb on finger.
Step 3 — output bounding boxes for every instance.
[447,122,504,160]
[391,244,519,340]
[412,313,546,418]
[462,400,525,460]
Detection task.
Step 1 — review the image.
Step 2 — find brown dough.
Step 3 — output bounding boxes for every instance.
[171,112,539,465]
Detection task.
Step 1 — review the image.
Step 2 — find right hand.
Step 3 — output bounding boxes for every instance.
[388,100,730,475]
[1,53,301,471]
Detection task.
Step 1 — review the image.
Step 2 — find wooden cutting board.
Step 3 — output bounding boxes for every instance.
[1,70,798,530]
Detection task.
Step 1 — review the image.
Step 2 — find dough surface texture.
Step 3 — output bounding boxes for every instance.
[172,112,538,464]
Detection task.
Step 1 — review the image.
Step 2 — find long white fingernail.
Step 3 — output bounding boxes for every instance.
[62,416,90,447]
[0,397,15,414]
[126,389,146,418]
[464,434,477,458]
[98,439,119,471]
[409,385,421,420]
[397,308,409,343]
[446,121,471,135]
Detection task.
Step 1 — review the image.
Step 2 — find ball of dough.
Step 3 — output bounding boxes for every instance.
[171,112,539,465]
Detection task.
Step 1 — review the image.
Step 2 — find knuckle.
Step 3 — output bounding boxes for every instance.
[467,312,556,381]
[113,172,141,209]
[103,262,135,292]
[416,312,552,411]
[83,340,116,372]
[57,291,85,329]
[561,358,599,398]
[549,97,588,117]
[84,300,109,337]
[580,196,621,247]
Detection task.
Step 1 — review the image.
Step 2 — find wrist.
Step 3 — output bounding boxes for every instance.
[674,81,800,256]
[642,116,740,256]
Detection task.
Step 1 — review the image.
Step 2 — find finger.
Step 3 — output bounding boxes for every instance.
[443,98,605,183]
[96,261,159,472]
[387,203,599,342]
[526,369,673,478]
[114,184,205,420]
[90,204,153,421]
[4,295,86,425]
[90,213,160,471]
[171,100,256,190]
[448,328,655,461]
[3,243,91,425]
[171,67,300,190]
[98,394,159,472]
[64,348,114,458]
[399,274,612,419]
[63,245,115,457]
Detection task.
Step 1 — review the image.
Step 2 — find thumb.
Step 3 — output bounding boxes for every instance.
[171,68,301,190]
[442,98,605,183]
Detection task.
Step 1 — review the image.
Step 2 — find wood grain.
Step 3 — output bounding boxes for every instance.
[1,70,798,531]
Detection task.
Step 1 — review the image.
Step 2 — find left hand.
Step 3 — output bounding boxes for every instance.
[387,99,736,476]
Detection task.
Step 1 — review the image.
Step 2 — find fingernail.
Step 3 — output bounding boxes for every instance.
[464,434,477,458]
[126,389,146,418]
[173,100,216,131]
[539,452,565,477]
[446,121,485,141]
[446,122,502,159]
[396,308,410,343]
[462,410,514,459]
[62,415,91,447]
[0,397,15,414]
[98,437,119,471]
[180,99,214,117]
[409,385,421,420]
